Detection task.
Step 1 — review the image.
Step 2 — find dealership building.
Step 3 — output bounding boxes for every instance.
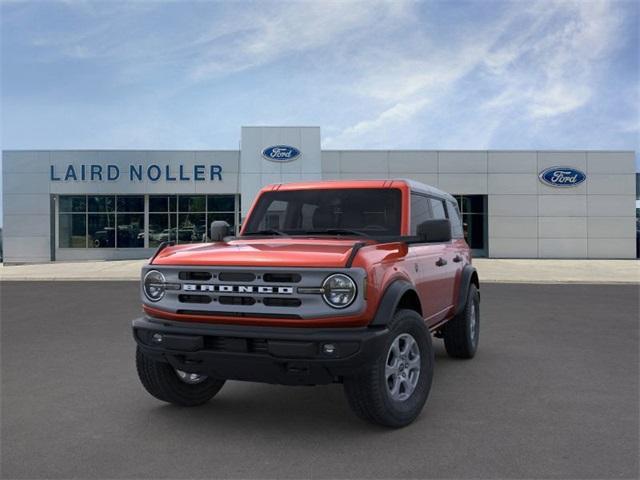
[1,126,637,263]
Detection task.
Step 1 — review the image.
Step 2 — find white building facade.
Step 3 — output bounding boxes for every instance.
[2,126,637,263]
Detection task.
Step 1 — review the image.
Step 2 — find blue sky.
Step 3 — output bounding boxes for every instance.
[1,0,639,222]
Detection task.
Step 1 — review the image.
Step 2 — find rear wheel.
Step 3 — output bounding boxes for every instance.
[443,284,479,359]
[136,347,225,406]
[343,309,434,428]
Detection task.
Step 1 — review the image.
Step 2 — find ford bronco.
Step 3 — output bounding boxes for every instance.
[133,179,480,427]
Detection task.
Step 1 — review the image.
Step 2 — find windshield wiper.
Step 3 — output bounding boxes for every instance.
[304,228,368,237]
[243,229,288,236]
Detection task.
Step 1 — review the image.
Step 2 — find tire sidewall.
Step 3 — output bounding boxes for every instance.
[136,347,225,406]
[467,285,480,354]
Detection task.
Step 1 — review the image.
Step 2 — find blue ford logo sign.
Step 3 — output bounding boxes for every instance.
[261,145,301,162]
[538,166,586,187]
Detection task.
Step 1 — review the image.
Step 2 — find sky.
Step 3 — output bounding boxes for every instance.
[1,0,639,222]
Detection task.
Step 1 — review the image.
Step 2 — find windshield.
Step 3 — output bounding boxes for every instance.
[243,188,402,236]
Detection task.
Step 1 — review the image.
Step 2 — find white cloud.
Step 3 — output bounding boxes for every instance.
[3,0,635,153]
[327,98,429,145]
[22,0,412,81]
[189,1,410,79]
[326,0,627,147]
[528,84,593,118]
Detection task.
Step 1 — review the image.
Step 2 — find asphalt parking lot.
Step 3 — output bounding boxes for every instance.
[1,282,638,479]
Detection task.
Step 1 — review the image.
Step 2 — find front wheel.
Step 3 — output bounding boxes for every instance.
[136,347,225,406]
[343,309,434,428]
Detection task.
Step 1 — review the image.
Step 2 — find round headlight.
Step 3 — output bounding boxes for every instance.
[322,273,357,309]
[143,270,166,302]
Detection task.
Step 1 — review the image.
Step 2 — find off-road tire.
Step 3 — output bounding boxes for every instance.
[343,309,434,428]
[136,347,225,406]
[443,284,479,359]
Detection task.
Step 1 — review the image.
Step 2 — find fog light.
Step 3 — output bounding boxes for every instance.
[152,333,163,344]
[323,343,336,355]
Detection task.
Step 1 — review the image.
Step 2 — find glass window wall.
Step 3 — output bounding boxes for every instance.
[452,195,487,254]
[58,194,239,249]
[59,213,87,248]
[58,195,144,249]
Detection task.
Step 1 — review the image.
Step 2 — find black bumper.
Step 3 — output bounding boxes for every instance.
[132,316,390,385]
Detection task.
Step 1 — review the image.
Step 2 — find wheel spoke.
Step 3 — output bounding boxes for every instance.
[387,353,398,369]
[390,340,400,359]
[399,337,411,355]
[469,303,478,342]
[408,369,420,388]
[384,332,422,402]
[387,373,399,395]
[407,354,421,369]
[398,377,411,399]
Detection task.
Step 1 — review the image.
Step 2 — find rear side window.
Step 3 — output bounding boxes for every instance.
[447,201,464,238]
[429,198,447,220]
[410,194,432,234]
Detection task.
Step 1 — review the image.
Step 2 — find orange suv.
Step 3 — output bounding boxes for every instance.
[133,179,480,427]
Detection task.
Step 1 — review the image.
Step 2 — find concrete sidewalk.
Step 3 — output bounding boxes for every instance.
[0,258,638,284]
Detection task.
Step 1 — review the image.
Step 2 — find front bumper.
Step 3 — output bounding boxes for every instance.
[132,316,390,385]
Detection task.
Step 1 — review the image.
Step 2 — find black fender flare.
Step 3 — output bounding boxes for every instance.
[454,265,480,317]
[370,280,419,326]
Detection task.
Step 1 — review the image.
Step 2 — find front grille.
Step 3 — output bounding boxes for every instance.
[263,297,301,307]
[149,266,365,320]
[200,336,270,354]
[263,273,301,283]
[176,309,302,319]
[178,294,212,304]
[250,339,269,353]
[219,271,256,282]
[179,271,212,281]
[219,296,256,306]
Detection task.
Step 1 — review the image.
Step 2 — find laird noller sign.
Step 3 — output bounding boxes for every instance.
[50,163,223,182]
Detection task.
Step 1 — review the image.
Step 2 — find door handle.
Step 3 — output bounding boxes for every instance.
[435,257,447,267]
[453,255,463,263]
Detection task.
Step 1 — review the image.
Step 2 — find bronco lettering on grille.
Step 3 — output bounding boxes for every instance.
[182,284,294,294]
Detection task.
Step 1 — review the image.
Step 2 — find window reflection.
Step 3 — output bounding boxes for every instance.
[179,195,206,212]
[117,196,144,212]
[58,194,237,248]
[59,214,86,247]
[59,196,86,213]
[88,213,115,248]
[207,195,235,212]
[149,213,172,247]
[88,196,115,213]
[117,213,145,247]
[454,195,487,253]
[149,196,168,212]
[178,213,206,243]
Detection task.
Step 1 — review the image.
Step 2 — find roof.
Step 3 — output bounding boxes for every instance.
[397,178,456,203]
[263,178,456,203]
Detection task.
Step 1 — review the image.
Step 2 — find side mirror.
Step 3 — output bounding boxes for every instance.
[416,219,452,243]
[209,220,230,242]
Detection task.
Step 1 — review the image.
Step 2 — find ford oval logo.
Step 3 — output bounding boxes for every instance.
[261,145,301,162]
[538,166,586,188]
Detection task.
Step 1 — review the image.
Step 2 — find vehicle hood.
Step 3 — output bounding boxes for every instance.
[151,238,372,268]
